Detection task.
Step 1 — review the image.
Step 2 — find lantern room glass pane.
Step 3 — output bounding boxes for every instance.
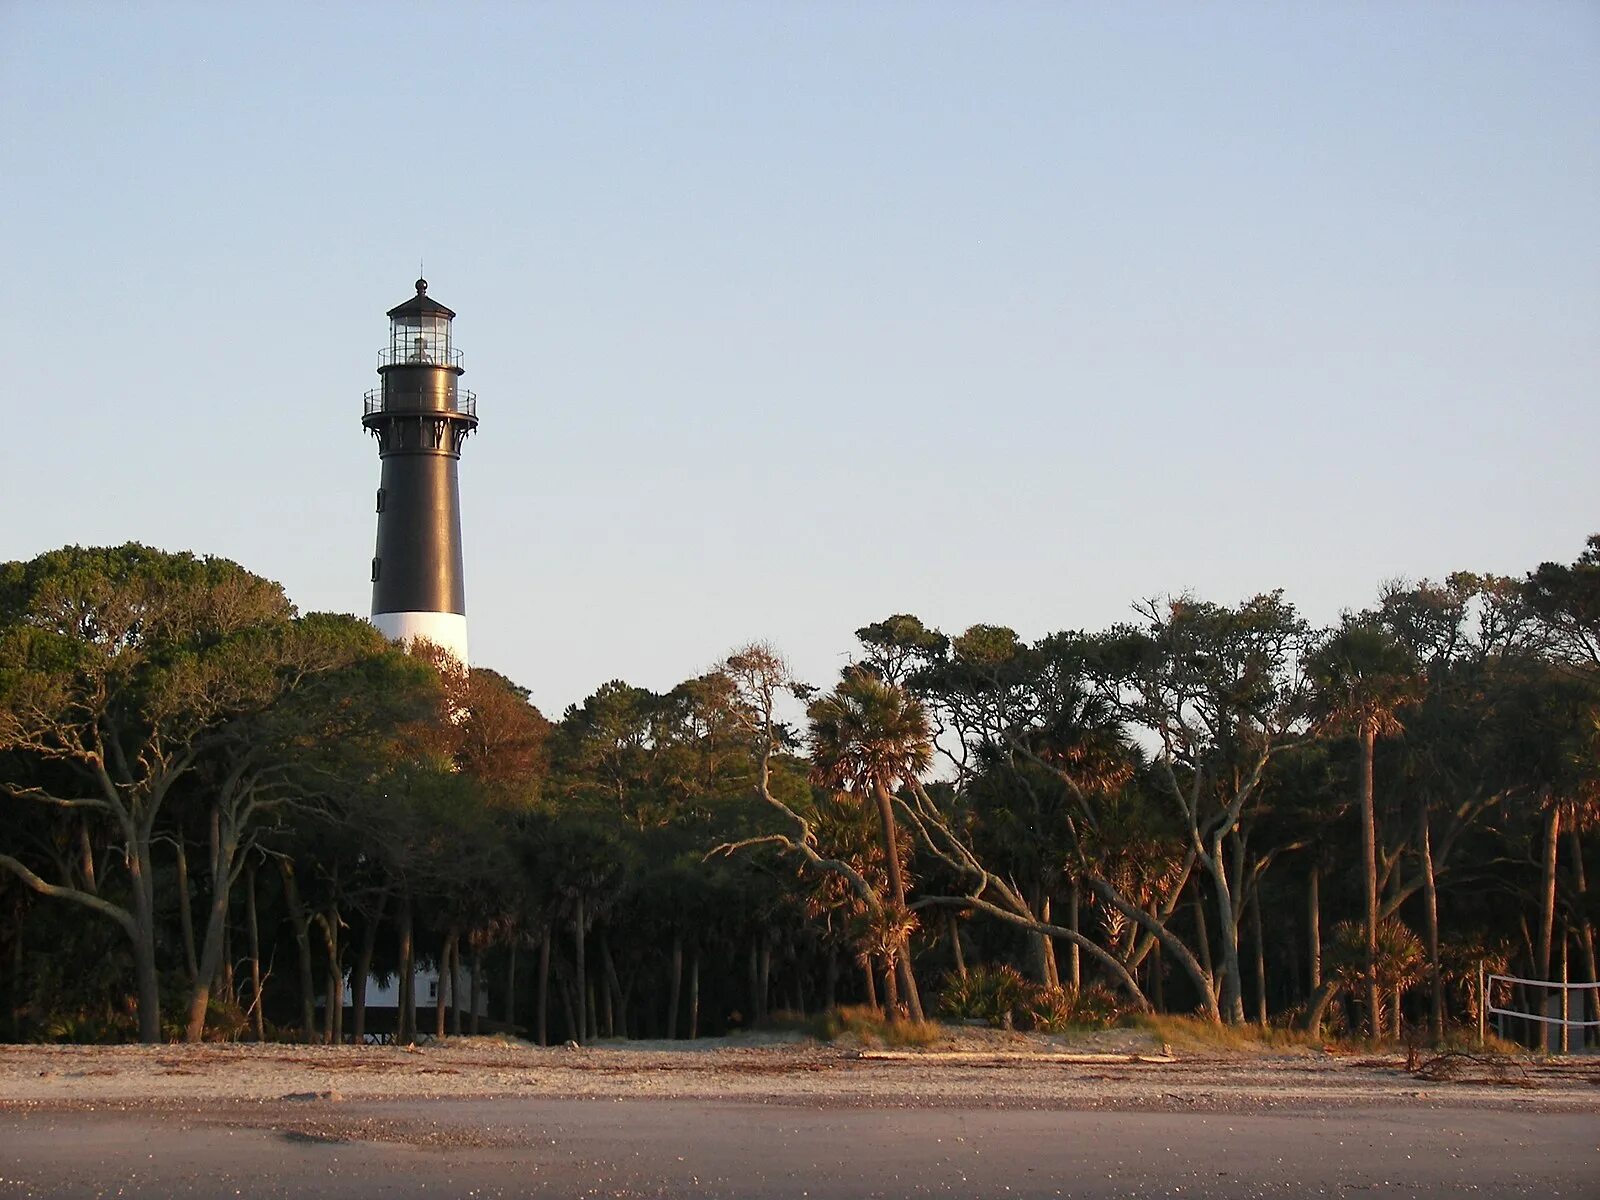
[389,313,452,364]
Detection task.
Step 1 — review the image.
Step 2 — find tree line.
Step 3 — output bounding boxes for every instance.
[1,538,1595,1045]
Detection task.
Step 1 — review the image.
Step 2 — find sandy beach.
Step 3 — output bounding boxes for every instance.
[0,1034,1594,1198]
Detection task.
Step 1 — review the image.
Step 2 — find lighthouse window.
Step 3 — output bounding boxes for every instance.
[371,557,381,582]
[376,488,386,513]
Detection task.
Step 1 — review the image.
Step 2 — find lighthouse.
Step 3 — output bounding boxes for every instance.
[362,279,478,666]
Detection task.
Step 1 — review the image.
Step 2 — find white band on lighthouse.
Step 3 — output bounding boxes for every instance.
[372,611,470,668]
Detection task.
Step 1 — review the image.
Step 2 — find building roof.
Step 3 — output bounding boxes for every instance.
[387,279,456,321]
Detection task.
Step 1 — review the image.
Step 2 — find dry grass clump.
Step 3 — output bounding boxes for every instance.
[1129,1013,1324,1053]
[816,1005,943,1048]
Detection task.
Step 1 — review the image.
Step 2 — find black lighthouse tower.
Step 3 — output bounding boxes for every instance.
[363,279,478,665]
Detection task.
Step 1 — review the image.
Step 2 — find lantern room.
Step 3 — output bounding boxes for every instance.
[381,278,460,368]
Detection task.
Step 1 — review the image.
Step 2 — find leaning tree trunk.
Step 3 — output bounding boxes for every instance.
[1359,724,1382,1038]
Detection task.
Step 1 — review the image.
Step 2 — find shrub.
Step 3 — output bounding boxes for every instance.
[940,967,1127,1032]
[936,965,1031,1026]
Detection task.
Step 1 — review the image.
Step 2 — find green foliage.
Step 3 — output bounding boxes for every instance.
[1328,918,1427,994]
[1023,983,1124,1033]
[936,965,1031,1026]
[938,966,1126,1032]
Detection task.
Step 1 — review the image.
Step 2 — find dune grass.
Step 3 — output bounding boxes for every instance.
[812,1005,944,1048]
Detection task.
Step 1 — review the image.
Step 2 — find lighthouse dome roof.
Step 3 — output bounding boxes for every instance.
[386,278,456,321]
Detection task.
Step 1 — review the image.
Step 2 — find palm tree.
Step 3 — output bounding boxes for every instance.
[808,668,933,1021]
[1309,619,1421,1038]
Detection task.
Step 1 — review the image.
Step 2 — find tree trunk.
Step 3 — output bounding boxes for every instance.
[8,916,23,1041]
[1569,830,1597,1040]
[470,941,483,1035]
[1040,894,1059,987]
[448,928,463,1037]
[758,933,772,1023]
[1308,862,1322,994]
[504,940,518,1027]
[1359,724,1382,1039]
[318,906,342,1046]
[1250,884,1268,1026]
[174,836,199,987]
[688,950,700,1039]
[601,935,626,1038]
[184,809,240,1043]
[124,842,162,1041]
[245,865,264,1042]
[746,938,761,1027]
[1028,883,1052,986]
[881,954,901,1017]
[667,930,683,1039]
[947,912,966,980]
[434,930,451,1039]
[397,895,415,1044]
[351,897,384,1046]
[78,818,98,895]
[871,781,924,1021]
[862,957,878,1011]
[1418,803,1444,1043]
[278,862,317,1041]
[566,979,585,1049]
[1208,850,1246,1024]
[1537,803,1561,980]
[537,925,550,1046]
[1150,940,1165,1011]
[572,896,587,1044]
[824,947,839,1010]
[1193,893,1214,981]
[1068,881,1081,989]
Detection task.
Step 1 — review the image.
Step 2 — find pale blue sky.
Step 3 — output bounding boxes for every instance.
[3,2,1596,715]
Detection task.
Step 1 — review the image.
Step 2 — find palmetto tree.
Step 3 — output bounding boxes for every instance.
[1308,619,1421,1038]
[808,667,933,1020]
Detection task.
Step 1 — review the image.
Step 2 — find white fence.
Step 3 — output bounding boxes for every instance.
[1486,972,1600,1053]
